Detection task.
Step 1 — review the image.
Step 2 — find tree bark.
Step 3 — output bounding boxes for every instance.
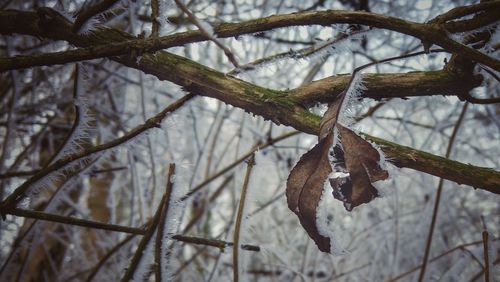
[0,8,498,194]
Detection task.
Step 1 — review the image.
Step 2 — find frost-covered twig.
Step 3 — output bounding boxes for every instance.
[228,29,368,75]
[154,163,175,282]
[6,208,145,234]
[173,0,240,68]
[0,93,195,213]
[47,64,94,165]
[3,206,261,251]
[72,0,122,33]
[120,163,175,282]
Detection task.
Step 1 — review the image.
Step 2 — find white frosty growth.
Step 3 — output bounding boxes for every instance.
[131,233,156,282]
[306,30,366,60]
[316,178,349,254]
[159,187,185,282]
[337,71,366,128]
[50,64,95,164]
[156,0,176,34]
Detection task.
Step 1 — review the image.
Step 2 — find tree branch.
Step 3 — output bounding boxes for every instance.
[3,207,260,252]
[0,93,195,211]
[0,6,498,69]
[0,7,498,196]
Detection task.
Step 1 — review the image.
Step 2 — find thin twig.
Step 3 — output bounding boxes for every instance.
[228,29,369,75]
[45,64,83,165]
[84,233,137,282]
[387,239,499,281]
[462,93,500,105]
[481,216,490,282]
[418,102,469,282]
[5,207,145,234]
[233,154,256,282]
[151,0,160,37]
[3,207,260,251]
[120,164,175,282]
[173,0,240,68]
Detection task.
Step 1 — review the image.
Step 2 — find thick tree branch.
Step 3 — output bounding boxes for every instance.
[291,70,483,106]
[0,6,498,69]
[0,7,498,196]
[116,55,500,195]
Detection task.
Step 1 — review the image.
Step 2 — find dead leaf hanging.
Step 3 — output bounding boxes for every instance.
[286,72,390,253]
[286,134,333,252]
[330,125,388,211]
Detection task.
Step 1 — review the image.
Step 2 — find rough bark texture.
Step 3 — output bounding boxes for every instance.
[0,8,498,194]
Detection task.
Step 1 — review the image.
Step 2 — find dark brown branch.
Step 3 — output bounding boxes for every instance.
[0,7,498,69]
[429,1,500,24]
[462,93,500,104]
[0,48,482,106]
[150,0,160,37]
[365,135,500,195]
[443,9,500,34]
[3,207,260,252]
[113,51,500,194]
[0,7,498,196]
[5,207,146,234]
[291,68,482,107]
[120,161,173,282]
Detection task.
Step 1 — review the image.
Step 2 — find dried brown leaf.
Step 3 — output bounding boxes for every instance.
[286,135,333,252]
[330,125,389,211]
[286,82,389,253]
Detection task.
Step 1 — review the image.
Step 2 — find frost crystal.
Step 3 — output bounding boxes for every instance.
[157,0,176,34]
[337,72,366,128]
[50,64,95,165]
[316,180,349,254]
[131,234,156,282]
